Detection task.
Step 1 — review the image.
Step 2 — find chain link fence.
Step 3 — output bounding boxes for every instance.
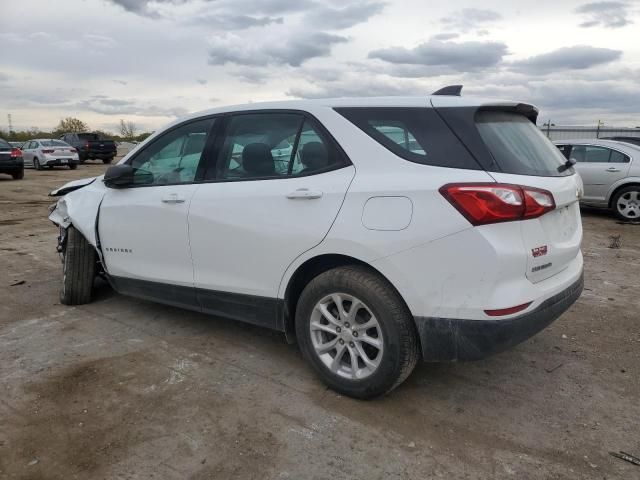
[539,125,640,141]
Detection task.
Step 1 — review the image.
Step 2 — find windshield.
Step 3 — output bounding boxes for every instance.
[41,140,70,147]
[476,111,573,177]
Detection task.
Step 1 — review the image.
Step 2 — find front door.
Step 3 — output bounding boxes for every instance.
[98,117,216,306]
[570,144,631,203]
[188,112,355,327]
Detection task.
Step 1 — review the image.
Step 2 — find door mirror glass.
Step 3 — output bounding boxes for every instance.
[104,164,153,188]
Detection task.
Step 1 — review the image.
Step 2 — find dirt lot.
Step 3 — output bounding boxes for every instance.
[0,163,638,479]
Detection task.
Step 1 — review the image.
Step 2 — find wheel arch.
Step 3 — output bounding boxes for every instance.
[281,253,412,344]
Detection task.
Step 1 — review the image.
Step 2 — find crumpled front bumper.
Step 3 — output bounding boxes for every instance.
[415,272,584,362]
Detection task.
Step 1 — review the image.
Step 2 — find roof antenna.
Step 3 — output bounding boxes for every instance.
[432,85,463,96]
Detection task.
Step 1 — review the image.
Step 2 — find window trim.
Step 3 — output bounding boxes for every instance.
[567,143,633,165]
[202,108,353,183]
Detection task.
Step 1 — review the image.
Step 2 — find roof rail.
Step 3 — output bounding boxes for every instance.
[432,85,463,96]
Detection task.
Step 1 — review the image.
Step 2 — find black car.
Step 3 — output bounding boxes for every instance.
[60,133,117,164]
[0,138,24,180]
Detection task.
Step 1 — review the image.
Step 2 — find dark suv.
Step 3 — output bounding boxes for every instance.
[61,133,117,164]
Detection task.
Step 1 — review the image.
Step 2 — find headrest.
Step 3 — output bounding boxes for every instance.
[300,141,328,170]
[242,143,275,176]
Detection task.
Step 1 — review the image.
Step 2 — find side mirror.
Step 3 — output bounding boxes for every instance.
[103,164,153,188]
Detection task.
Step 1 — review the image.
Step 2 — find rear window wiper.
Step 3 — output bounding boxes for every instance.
[558,157,576,173]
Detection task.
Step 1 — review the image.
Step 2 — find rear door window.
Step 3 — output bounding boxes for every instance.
[475,111,571,177]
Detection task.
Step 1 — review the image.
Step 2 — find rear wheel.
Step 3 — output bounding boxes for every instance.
[34,158,42,170]
[103,157,113,164]
[12,170,24,180]
[69,164,77,170]
[60,226,96,305]
[612,186,640,222]
[296,266,419,399]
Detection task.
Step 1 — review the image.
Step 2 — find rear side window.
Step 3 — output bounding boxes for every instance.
[476,111,571,177]
[335,107,480,170]
[569,145,630,164]
[77,133,100,141]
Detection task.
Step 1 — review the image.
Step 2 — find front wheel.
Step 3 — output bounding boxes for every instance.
[296,266,419,399]
[612,186,640,222]
[69,164,77,170]
[103,157,113,164]
[60,226,96,305]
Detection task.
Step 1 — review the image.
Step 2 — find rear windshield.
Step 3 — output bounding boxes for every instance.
[476,111,572,177]
[0,139,10,149]
[78,133,100,141]
[41,140,69,147]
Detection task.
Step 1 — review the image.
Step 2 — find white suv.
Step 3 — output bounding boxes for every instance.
[49,91,584,398]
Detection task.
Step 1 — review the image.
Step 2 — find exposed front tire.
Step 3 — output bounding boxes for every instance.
[69,164,77,170]
[295,266,419,399]
[60,226,96,305]
[612,186,640,222]
[34,158,42,170]
[12,170,24,180]
[103,158,113,164]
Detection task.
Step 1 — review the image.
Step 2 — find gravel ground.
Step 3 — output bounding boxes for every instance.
[1,163,639,479]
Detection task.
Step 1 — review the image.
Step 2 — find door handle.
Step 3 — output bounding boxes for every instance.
[161,193,185,204]
[286,188,323,200]
[606,167,621,172]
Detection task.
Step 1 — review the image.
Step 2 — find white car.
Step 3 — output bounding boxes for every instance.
[49,90,584,398]
[21,139,80,170]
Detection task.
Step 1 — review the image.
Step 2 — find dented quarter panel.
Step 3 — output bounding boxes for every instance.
[48,176,107,247]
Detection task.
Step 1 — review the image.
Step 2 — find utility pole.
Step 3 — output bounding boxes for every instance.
[596,119,604,138]
[7,114,13,138]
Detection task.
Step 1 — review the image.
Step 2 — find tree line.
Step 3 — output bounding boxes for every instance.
[1,117,153,143]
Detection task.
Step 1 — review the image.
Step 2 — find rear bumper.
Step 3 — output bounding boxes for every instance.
[44,158,80,166]
[415,271,584,362]
[84,152,115,160]
[0,159,24,172]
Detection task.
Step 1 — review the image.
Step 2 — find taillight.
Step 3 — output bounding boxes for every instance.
[439,183,555,225]
[69,148,77,153]
[10,148,21,158]
[85,143,90,150]
[42,149,55,154]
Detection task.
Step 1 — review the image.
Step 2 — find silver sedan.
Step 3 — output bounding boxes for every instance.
[555,139,640,221]
[21,139,80,170]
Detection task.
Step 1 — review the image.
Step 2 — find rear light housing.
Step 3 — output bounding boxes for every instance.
[84,143,90,150]
[42,149,55,154]
[439,183,555,225]
[69,148,77,153]
[10,148,22,158]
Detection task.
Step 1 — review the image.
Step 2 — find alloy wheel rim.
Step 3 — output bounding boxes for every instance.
[617,190,640,219]
[309,293,384,380]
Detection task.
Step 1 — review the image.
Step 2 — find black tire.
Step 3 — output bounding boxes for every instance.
[612,186,640,222]
[60,226,96,305]
[103,158,113,164]
[69,164,77,170]
[295,265,419,399]
[34,158,42,170]
[12,170,24,180]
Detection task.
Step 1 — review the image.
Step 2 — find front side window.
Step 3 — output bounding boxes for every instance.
[129,118,214,185]
[216,113,344,180]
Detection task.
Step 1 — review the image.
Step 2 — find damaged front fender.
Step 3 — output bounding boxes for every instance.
[48,175,107,248]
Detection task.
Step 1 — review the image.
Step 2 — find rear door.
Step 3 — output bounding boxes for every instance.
[188,112,354,327]
[569,144,631,202]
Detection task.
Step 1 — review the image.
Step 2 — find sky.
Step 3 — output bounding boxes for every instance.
[0,0,639,132]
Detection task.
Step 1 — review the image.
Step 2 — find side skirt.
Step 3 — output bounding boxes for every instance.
[108,276,283,330]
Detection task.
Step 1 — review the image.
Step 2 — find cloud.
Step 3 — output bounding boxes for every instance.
[440,8,502,32]
[368,39,508,71]
[196,78,207,85]
[510,45,622,74]
[187,14,283,30]
[0,72,9,82]
[208,32,348,67]
[76,96,188,117]
[287,75,428,99]
[576,1,633,28]
[430,32,459,41]
[304,2,386,29]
